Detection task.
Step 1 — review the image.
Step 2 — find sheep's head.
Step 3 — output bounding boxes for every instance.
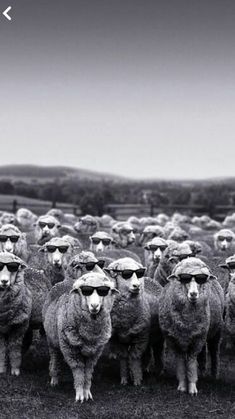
[16,208,37,231]
[39,237,73,269]
[74,215,98,235]
[0,252,27,289]
[67,251,105,279]
[72,272,118,315]
[214,229,235,252]
[168,227,189,243]
[144,237,168,265]
[112,222,136,248]
[35,215,61,245]
[169,257,214,304]
[105,257,146,296]
[47,208,65,224]
[0,212,16,226]
[89,231,113,253]
[0,224,27,257]
[183,240,202,257]
[139,225,165,246]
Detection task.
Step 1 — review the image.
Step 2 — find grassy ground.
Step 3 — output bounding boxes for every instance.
[1,340,235,419]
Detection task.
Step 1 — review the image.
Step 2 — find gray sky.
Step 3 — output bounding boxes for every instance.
[0,0,235,179]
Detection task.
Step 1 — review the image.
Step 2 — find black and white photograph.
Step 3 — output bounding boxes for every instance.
[0,0,235,417]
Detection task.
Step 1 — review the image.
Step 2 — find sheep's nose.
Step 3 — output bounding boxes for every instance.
[132,283,140,290]
[1,279,8,285]
[190,291,198,298]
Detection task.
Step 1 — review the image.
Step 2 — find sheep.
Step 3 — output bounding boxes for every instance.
[16,208,37,232]
[213,229,235,254]
[144,237,168,278]
[0,224,29,262]
[89,231,114,253]
[223,256,235,346]
[111,221,136,249]
[105,257,153,386]
[168,227,189,242]
[138,225,165,247]
[34,215,61,245]
[159,257,224,395]
[0,212,16,226]
[0,252,32,375]
[43,272,118,402]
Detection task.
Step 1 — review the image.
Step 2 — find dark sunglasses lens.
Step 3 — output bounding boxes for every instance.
[136,268,145,278]
[46,246,56,253]
[39,222,46,228]
[102,239,111,246]
[226,237,233,242]
[121,270,133,279]
[0,236,7,242]
[48,223,55,229]
[0,263,4,271]
[85,262,95,271]
[195,274,208,284]
[178,274,192,283]
[149,245,158,251]
[10,236,19,243]
[92,238,100,244]
[228,262,235,269]
[97,286,110,296]
[97,260,105,268]
[59,246,69,253]
[7,262,20,272]
[80,286,94,296]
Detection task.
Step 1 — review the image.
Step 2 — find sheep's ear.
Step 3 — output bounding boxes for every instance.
[209,274,217,280]
[70,288,79,294]
[219,263,229,270]
[111,288,120,295]
[20,261,28,270]
[167,274,177,281]
[144,244,150,250]
[38,246,46,253]
[104,268,116,278]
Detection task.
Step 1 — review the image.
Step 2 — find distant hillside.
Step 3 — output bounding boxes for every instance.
[0,164,128,183]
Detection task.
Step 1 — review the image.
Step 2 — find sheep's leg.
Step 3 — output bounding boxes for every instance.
[186,356,198,396]
[128,356,143,386]
[84,357,98,401]
[48,346,62,386]
[8,326,27,376]
[71,363,85,402]
[120,357,129,385]
[176,354,187,393]
[0,334,7,374]
[208,332,221,379]
[197,345,207,377]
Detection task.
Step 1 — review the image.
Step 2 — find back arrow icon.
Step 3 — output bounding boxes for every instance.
[3,6,12,21]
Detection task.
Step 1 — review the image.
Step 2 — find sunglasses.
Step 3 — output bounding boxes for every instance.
[218,236,233,242]
[46,245,69,254]
[91,238,111,245]
[0,235,19,243]
[121,229,134,235]
[80,219,96,226]
[178,273,209,284]
[176,254,192,261]
[147,244,167,251]
[75,260,105,271]
[113,268,146,280]
[227,262,235,269]
[38,221,55,229]
[79,285,111,297]
[0,262,20,272]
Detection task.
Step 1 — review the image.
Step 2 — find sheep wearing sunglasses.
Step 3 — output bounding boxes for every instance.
[214,229,235,253]
[0,252,32,376]
[34,215,61,245]
[90,231,114,253]
[0,224,29,262]
[105,257,151,386]
[43,272,118,402]
[159,257,224,396]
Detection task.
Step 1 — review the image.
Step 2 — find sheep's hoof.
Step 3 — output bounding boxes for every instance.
[188,383,198,396]
[120,377,128,385]
[50,377,59,386]
[75,387,84,403]
[11,368,20,376]
[84,389,93,401]
[177,382,187,393]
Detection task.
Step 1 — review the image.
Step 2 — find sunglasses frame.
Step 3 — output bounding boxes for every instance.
[39,221,55,229]
[147,244,167,252]
[178,273,209,285]
[112,268,146,280]
[91,237,112,245]
[0,262,21,273]
[75,260,105,271]
[0,235,20,243]
[218,236,233,242]
[46,245,69,254]
[79,285,111,297]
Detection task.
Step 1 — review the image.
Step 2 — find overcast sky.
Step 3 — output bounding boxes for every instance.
[0,0,235,179]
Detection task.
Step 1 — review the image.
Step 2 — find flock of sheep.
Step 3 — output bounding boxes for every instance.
[0,207,235,401]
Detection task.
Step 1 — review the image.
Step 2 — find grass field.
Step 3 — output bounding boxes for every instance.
[1,338,235,419]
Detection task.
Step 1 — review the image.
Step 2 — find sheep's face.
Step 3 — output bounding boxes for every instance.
[106,257,145,295]
[35,215,60,245]
[170,257,213,304]
[40,237,72,269]
[112,223,136,248]
[0,252,26,289]
[90,231,113,253]
[68,251,105,279]
[144,237,168,265]
[72,273,118,315]
[139,225,164,246]
[74,216,98,235]
[214,229,235,251]
[0,212,16,225]
[0,224,28,259]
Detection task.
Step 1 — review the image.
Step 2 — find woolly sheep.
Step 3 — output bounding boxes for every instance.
[16,208,37,232]
[214,229,235,253]
[89,231,114,253]
[34,215,61,245]
[159,257,224,395]
[43,272,118,402]
[138,225,165,247]
[0,224,29,262]
[111,222,136,248]
[0,212,16,226]
[223,255,235,344]
[0,252,32,376]
[144,237,168,278]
